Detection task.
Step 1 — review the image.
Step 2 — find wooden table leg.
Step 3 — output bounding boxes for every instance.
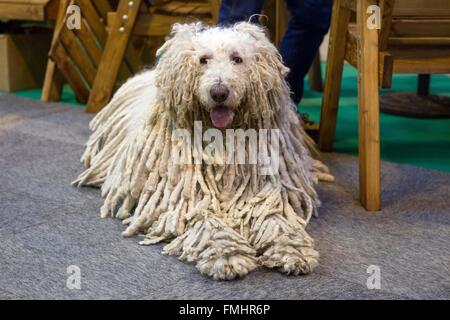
[318,0,351,151]
[41,0,69,102]
[308,52,323,92]
[86,0,142,113]
[357,0,381,211]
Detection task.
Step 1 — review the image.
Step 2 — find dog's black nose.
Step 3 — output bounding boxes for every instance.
[210,84,230,103]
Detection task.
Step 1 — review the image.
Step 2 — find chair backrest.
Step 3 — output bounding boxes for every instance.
[393,0,450,18]
[50,0,109,103]
[388,0,450,46]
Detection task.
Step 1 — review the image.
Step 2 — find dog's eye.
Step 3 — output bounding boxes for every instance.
[232,56,243,64]
[200,56,208,65]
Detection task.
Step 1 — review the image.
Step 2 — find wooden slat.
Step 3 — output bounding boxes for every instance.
[59,30,97,86]
[154,1,185,15]
[0,0,50,4]
[393,0,450,17]
[170,3,200,15]
[0,3,46,20]
[391,48,450,74]
[110,12,212,37]
[87,0,143,113]
[42,0,69,102]
[357,0,381,211]
[389,37,450,46]
[77,0,108,46]
[390,19,450,38]
[378,51,394,88]
[73,18,103,66]
[51,42,89,103]
[191,5,212,18]
[379,0,395,51]
[318,0,352,152]
[92,0,114,21]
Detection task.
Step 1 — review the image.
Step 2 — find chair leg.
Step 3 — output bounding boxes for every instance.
[318,0,351,152]
[308,52,323,92]
[357,0,381,211]
[417,74,430,97]
[86,0,142,113]
[41,61,64,102]
[41,0,69,102]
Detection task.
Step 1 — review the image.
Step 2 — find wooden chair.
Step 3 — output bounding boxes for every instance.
[317,0,450,211]
[42,0,219,107]
[86,0,219,112]
[44,0,151,104]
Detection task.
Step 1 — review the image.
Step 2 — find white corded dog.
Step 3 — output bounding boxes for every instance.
[74,22,333,280]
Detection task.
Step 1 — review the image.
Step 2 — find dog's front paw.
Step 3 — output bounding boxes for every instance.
[260,242,319,275]
[196,254,258,280]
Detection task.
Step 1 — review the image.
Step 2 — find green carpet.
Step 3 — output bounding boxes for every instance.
[12,85,85,108]
[2,65,450,172]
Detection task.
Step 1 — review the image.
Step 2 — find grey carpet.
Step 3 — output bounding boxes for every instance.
[0,94,449,300]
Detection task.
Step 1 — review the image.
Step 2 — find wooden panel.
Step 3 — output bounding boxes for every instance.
[390,20,450,38]
[389,37,450,46]
[154,1,185,15]
[378,51,394,88]
[394,0,450,17]
[109,12,212,37]
[42,0,69,102]
[318,0,352,152]
[87,0,143,113]
[379,0,395,51]
[59,29,97,86]
[73,18,103,66]
[92,0,114,21]
[391,48,450,74]
[51,42,89,103]
[0,3,46,20]
[357,0,381,211]
[77,0,108,46]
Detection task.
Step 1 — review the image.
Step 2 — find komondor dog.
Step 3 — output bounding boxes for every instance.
[74,22,333,280]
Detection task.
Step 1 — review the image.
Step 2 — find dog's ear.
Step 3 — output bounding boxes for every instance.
[156,22,205,59]
[234,22,289,77]
[233,22,268,42]
[234,23,291,114]
[154,23,204,117]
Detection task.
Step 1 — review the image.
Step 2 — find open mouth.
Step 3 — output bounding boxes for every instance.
[210,105,235,128]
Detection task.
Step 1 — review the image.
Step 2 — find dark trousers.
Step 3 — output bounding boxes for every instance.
[218,0,332,104]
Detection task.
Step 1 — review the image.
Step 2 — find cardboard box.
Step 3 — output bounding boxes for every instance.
[0,33,52,92]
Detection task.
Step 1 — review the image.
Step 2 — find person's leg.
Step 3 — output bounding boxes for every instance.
[218,0,265,25]
[281,0,333,104]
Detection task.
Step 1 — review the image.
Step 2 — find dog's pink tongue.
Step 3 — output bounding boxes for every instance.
[210,106,235,128]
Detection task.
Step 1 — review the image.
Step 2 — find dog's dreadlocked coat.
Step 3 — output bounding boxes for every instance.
[74,22,333,280]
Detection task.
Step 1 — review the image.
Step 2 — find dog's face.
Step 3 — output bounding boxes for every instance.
[155,22,290,128]
[195,27,256,128]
